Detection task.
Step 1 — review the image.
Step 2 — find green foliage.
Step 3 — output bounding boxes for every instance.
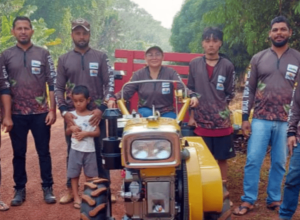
[171,0,300,77]
[21,0,171,63]
[0,0,61,53]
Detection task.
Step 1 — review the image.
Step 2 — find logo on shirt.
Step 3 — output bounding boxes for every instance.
[162,82,170,87]
[32,67,41,74]
[31,60,41,74]
[162,87,170,94]
[31,60,41,67]
[287,64,298,73]
[285,71,296,80]
[217,75,226,83]
[90,70,98,77]
[216,83,224,91]
[89,62,99,69]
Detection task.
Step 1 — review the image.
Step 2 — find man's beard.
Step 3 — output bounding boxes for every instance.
[18,39,30,45]
[74,40,89,49]
[271,38,289,48]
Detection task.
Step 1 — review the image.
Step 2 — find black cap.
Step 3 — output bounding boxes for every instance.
[145,46,163,54]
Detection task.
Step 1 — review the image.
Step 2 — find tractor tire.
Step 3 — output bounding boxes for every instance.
[80,178,109,220]
[204,185,232,220]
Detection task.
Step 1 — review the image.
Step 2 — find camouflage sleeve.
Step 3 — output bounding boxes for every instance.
[55,56,68,112]
[242,57,258,121]
[0,52,11,95]
[101,53,114,101]
[115,72,139,100]
[45,51,56,91]
[225,64,236,103]
[288,73,300,136]
[187,62,195,92]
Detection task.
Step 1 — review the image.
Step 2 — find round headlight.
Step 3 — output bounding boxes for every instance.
[132,141,148,159]
[154,141,171,159]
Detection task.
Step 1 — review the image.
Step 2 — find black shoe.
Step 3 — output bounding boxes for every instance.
[42,187,56,204]
[11,188,26,206]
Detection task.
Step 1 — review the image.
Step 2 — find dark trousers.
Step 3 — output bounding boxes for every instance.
[65,119,108,188]
[9,113,54,189]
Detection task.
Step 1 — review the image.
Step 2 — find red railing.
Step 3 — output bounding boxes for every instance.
[114,49,203,115]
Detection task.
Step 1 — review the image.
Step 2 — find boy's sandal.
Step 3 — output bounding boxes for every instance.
[267,201,281,211]
[233,203,254,216]
[73,202,81,209]
[59,192,74,204]
[0,201,9,211]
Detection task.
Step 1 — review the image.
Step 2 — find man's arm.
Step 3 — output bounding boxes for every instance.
[0,53,13,132]
[287,73,300,155]
[241,57,258,136]
[187,63,196,92]
[242,57,258,121]
[45,51,56,125]
[55,56,68,113]
[99,54,114,112]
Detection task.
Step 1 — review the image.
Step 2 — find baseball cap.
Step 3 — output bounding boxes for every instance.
[145,46,163,54]
[72,18,90,31]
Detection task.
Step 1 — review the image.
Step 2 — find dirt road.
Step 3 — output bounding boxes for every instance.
[0,117,299,220]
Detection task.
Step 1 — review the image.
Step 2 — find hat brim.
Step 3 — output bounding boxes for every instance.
[72,25,90,32]
[145,46,163,54]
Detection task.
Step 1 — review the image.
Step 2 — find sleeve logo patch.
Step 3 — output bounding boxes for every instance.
[287,64,298,73]
[31,60,41,67]
[89,62,99,69]
[216,83,224,91]
[285,71,296,80]
[218,75,226,83]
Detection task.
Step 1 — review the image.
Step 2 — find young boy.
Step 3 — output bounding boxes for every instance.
[66,85,100,209]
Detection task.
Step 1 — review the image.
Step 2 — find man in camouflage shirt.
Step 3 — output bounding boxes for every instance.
[0,16,57,206]
[279,68,300,219]
[55,18,115,204]
[234,16,300,215]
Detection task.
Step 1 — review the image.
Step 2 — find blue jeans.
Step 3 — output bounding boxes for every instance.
[279,143,300,220]
[138,107,176,119]
[241,119,287,205]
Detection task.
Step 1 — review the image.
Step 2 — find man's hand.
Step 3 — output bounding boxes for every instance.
[190,97,199,108]
[89,109,102,126]
[107,100,116,108]
[64,112,77,127]
[2,116,13,133]
[73,131,87,141]
[242,121,251,137]
[188,117,198,127]
[45,111,56,126]
[288,136,297,156]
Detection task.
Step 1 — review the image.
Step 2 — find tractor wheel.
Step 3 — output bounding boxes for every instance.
[176,160,189,220]
[204,185,232,220]
[80,178,109,220]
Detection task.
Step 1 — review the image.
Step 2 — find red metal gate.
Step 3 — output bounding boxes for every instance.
[114,49,203,116]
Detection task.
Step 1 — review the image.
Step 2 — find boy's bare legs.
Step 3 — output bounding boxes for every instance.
[218,160,228,181]
[71,177,80,209]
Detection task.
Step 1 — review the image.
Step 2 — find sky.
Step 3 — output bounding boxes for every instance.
[130,0,185,29]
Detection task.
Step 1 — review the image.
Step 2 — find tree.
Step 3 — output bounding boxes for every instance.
[0,0,61,54]
[170,0,250,74]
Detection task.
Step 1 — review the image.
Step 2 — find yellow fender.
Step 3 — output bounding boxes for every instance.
[183,137,223,218]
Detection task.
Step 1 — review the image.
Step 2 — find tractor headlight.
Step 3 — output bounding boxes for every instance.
[131,140,171,160]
